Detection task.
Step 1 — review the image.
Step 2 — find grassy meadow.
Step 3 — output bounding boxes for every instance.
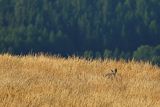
[0,54,160,107]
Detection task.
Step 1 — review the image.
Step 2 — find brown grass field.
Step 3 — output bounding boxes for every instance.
[0,54,160,107]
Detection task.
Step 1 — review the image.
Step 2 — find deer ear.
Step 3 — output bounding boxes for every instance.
[115,69,117,72]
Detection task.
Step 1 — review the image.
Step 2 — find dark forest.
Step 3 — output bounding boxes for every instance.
[0,0,160,64]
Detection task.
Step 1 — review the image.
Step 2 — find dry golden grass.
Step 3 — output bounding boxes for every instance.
[0,54,160,107]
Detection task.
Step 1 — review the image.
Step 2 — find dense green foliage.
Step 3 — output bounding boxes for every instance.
[0,0,160,64]
[133,45,160,65]
[133,45,153,61]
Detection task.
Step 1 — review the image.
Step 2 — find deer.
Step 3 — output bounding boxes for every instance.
[104,68,117,79]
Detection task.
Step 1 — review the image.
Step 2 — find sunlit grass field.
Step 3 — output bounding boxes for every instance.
[0,54,160,107]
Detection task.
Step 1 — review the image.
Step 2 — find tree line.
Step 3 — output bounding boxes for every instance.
[83,45,160,66]
[0,0,160,64]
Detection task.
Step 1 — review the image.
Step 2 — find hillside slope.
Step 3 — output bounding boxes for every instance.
[0,54,160,107]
